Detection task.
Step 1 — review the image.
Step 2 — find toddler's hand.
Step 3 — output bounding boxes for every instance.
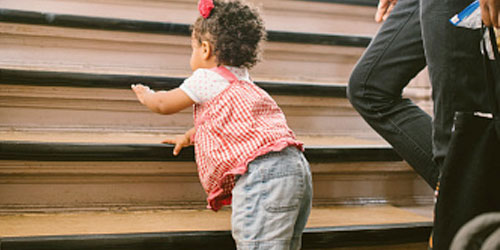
[162,134,191,156]
[131,84,154,105]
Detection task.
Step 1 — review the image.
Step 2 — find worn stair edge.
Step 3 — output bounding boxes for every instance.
[0,141,402,162]
[303,0,378,7]
[0,222,432,250]
[0,8,372,47]
[0,68,348,98]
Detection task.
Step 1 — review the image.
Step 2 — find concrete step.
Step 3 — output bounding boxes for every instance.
[0,130,386,146]
[0,81,383,141]
[0,9,367,84]
[0,0,434,222]
[0,0,381,36]
[0,69,431,140]
[0,205,433,250]
[0,135,432,212]
[0,5,431,88]
[0,4,433,134]
[0,140,400,162]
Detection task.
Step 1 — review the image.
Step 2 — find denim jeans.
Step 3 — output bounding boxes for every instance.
[347,0,490,189]
[231,146,313,250]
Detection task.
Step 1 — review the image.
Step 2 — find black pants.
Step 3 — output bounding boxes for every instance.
[348,0,490,188]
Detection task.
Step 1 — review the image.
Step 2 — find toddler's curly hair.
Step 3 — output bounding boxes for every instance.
[191,0,267,69]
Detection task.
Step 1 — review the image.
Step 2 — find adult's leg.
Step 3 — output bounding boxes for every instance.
[420,0,489,168]
[420,1,490,248]
[348,0,439,188]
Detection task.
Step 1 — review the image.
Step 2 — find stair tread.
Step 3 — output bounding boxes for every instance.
[0,0,379,36]
[0,131,388,146]
[0,205,432,238]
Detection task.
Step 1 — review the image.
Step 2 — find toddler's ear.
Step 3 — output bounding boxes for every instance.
[201,41,213,60]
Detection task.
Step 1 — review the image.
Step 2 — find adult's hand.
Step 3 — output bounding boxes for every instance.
[375,0,398,23]
[480,0,500,27]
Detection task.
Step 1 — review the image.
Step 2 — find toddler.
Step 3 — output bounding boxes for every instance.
[132,0,312,249]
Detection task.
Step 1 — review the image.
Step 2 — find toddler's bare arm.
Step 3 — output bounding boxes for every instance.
[131,84,194,114]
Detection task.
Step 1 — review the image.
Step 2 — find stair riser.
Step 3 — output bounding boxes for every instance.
[0,21,432,110]
[0,0,381,36]
[0,161,433,211]
[0,84,384,140]
[0,23,364,84]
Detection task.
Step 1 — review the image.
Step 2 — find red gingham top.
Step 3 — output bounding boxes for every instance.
[192,66,303,211]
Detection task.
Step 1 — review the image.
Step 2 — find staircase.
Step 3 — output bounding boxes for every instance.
[0,0,434,249]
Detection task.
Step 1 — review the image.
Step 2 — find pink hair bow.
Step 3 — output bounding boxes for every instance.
[198,0,214,19]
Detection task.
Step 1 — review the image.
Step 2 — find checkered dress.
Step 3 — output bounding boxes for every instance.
[192,66,303,211]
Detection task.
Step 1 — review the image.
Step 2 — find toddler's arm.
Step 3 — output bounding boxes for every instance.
[131,84,194,114]
[162,127,196,156]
